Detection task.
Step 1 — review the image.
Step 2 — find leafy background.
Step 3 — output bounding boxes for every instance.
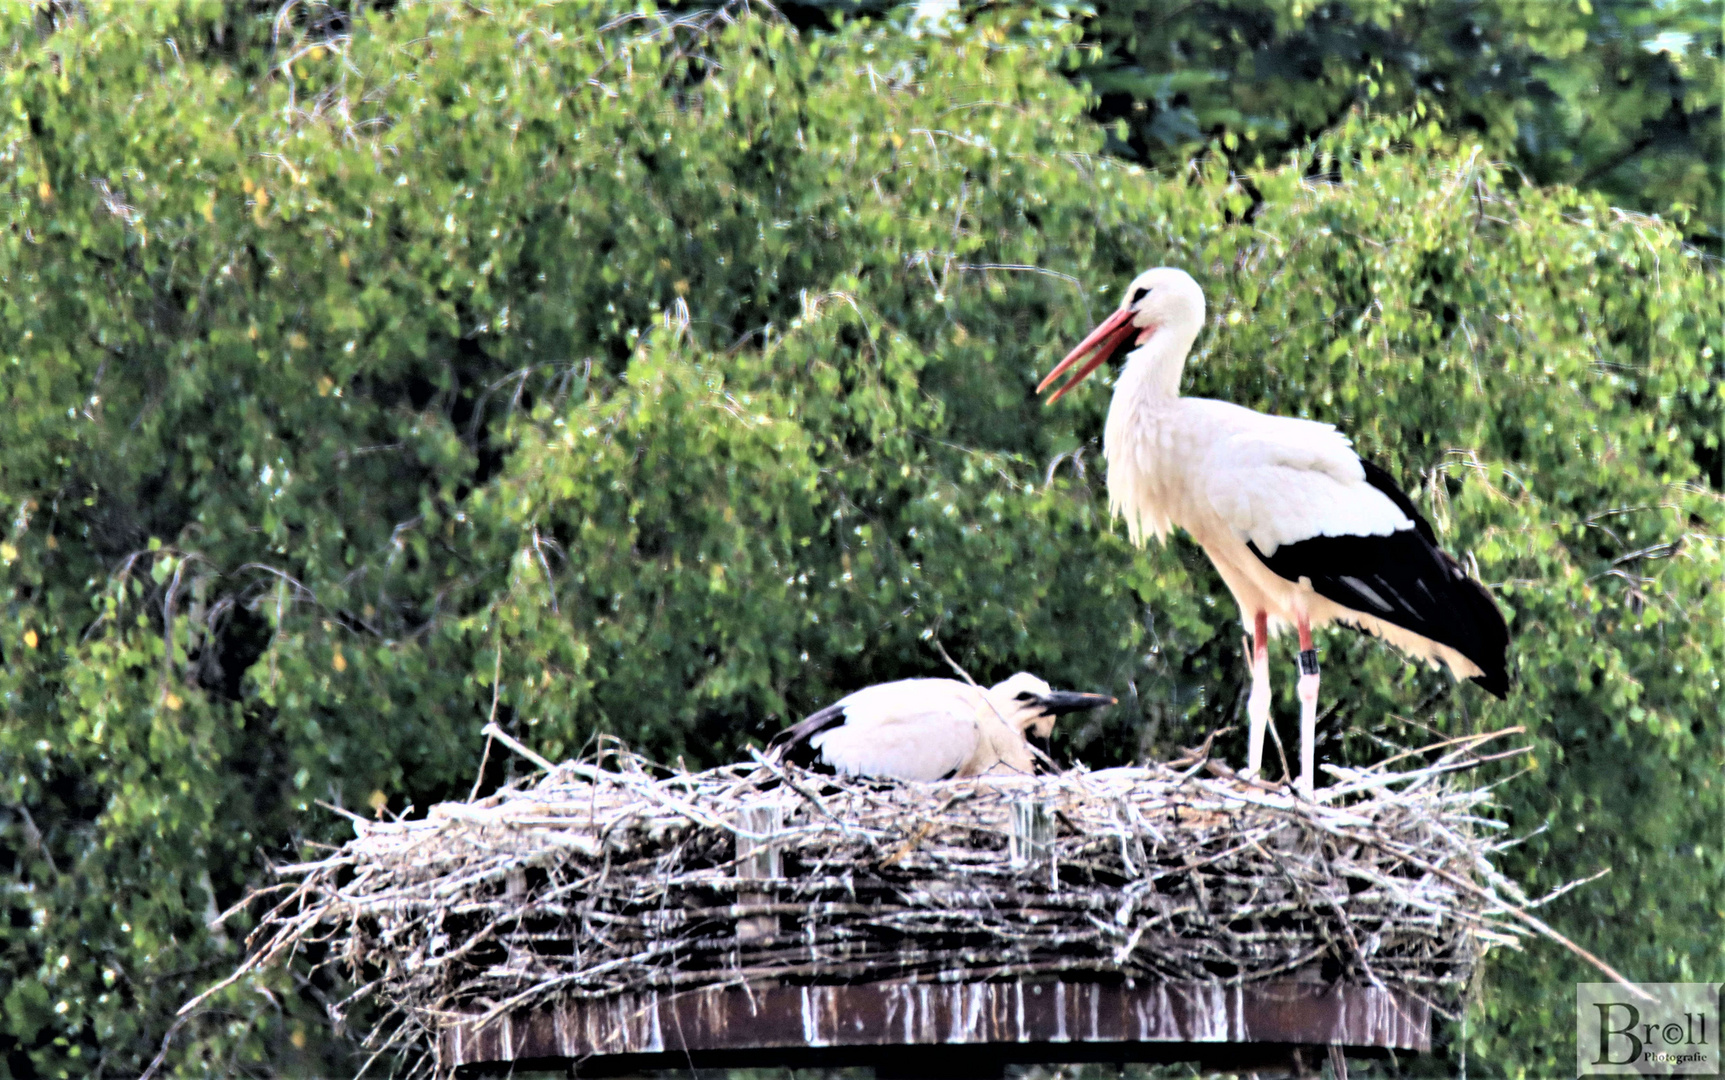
[0,2,1719,1077]
[1073,0,1723,249]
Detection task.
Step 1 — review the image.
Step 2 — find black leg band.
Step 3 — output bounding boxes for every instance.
[1298,649,1320,676]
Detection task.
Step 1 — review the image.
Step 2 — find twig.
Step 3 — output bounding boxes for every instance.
[468,641,504,801]
[137,1012,193,1080]
[927,634,978,687]
[482,722,556,774]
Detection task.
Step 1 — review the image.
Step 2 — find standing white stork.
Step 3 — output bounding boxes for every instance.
[766,673,1114,782]
[1037,267,1508,795]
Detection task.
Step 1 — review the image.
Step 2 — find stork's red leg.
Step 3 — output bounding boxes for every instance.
[1244,611,1271,778]
[1296,616,1320,796]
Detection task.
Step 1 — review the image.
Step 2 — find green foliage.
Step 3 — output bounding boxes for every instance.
[1076,0,1724,244]
[0,2,1718,1077]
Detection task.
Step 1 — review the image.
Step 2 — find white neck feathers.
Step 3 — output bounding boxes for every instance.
[1116,322,1199,403]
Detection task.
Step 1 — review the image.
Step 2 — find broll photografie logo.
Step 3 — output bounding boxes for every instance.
[1577,983,1720,1075]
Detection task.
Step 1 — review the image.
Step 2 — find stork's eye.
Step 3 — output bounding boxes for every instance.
[1014,691,1037,702]
[1129,286,1150,305]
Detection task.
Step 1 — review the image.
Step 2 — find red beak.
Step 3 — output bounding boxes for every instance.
[1037,306,1139,404]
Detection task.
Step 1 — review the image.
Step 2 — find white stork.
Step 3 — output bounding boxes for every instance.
[766,673,1114,782]
[1038,267,1508,795]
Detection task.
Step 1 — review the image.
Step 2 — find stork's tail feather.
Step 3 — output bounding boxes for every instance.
[1359,460,1510,696]
[1453,569,1511,698]
[764,701,848,768]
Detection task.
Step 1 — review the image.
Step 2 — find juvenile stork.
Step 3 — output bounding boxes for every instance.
[766,673,1114,782]
[1038,267,1508,795]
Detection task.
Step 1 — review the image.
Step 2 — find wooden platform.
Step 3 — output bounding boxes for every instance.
[443,978,1430,1074]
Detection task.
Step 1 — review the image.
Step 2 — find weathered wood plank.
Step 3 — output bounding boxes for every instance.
[441,978,1429,1066]
[734,800,784,943]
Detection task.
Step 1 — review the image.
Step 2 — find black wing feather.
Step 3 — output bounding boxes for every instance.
[764,701,849,768]
[1247,460,1511,698]
[1360,460,1438,546]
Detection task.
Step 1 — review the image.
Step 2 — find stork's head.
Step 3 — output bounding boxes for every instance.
[1037,267,1206,403]
[987,671,1116,739]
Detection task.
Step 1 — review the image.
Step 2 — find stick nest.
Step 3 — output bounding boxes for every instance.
[215,732,1561,1070]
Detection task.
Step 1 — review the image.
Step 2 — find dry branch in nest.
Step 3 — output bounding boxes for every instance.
[193,729,1603,1074]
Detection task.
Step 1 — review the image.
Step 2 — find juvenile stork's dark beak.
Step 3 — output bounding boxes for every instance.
[1037,690,1117,716]
[1027,690,1116,759]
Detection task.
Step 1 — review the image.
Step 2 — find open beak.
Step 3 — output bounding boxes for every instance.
[1036,690,1117,716]
[1037,307,1139,404]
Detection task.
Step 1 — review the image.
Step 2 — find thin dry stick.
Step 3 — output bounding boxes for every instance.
[468,641,505,802]
[483,722,555,773]
[928,634,979,686]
